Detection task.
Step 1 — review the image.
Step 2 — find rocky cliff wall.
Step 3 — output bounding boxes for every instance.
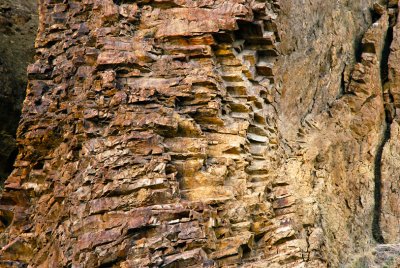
[0,0,399,267]
[276,0,397,265]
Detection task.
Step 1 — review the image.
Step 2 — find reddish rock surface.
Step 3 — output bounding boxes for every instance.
[0,0,399,267]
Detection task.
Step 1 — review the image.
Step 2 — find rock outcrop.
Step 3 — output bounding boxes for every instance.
[0,0,399,267]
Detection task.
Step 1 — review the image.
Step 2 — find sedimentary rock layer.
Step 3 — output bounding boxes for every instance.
[0,0,399,267]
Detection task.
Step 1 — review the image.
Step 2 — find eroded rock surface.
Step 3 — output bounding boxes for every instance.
[0,0,399,267]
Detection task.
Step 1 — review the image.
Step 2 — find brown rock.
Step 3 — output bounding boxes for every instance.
[1,1,400,268]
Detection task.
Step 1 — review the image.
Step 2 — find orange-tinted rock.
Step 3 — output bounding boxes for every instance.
[1,0,400,267]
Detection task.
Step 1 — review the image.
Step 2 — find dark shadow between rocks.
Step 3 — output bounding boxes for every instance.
[0,0,38,186]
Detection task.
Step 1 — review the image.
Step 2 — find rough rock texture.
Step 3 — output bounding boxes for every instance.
[0,0,38,181]
[349,244,400,267]
[0,0,400,267]
[381,8,400,244]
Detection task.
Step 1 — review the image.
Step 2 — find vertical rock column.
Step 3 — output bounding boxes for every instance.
[0,1,306,267]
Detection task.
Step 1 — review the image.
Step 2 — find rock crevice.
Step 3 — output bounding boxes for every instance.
[372,2,397,245]
[0,0,37,183]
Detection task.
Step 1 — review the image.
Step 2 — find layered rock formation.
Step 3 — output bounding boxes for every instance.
[0,0,399,267]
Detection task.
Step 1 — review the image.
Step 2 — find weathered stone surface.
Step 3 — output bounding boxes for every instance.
[349,244,400,267]
[0,0,400,267]
[381,6,400,245]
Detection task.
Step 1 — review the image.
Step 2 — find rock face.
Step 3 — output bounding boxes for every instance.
[0,0,399,267]
[0,0,38,181]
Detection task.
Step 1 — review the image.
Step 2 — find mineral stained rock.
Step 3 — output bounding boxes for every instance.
[0,0,400,267]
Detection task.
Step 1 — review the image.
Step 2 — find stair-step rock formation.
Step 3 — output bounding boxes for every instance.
[0,0,399,267]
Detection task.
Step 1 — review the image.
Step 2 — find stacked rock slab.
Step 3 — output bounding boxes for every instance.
[0,0,307,267]
[1,0,400,267]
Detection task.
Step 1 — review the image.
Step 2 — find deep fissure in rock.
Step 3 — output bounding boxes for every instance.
[0,0,38,185]
[372,109,391,244]
[372,10,395,244]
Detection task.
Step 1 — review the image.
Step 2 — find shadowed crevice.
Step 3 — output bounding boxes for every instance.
[372,109,391,244]
[372,10,395,244]
[0,0,38,186]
